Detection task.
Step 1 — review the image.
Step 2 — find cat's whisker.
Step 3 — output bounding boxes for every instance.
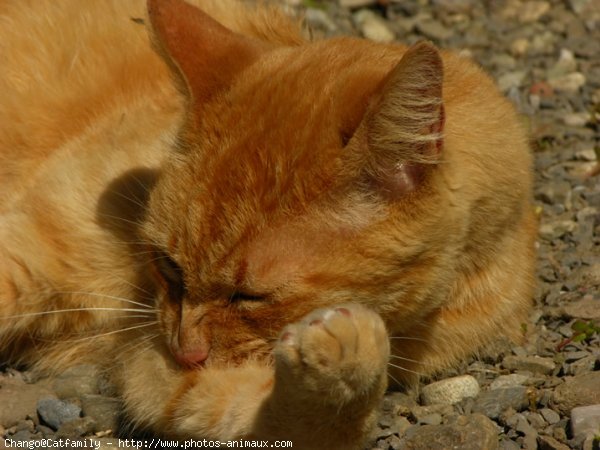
[95,333,162,375]
[55,291,155,310]
[114,314,157,320]
[386,371,401,386]
[97,213,142,227]
[107,189,148,210]
[67,321,159,343]
[389,336,428,343]
[108,277,155,297]
[387,362,425,377]
[389,354,438,368]
[0,307,155,320]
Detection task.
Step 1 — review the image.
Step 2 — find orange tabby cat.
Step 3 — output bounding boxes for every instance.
[0,0,536,447]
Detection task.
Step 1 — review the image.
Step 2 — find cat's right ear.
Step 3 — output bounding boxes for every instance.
[147,0,264,105]
[347,41,445,200]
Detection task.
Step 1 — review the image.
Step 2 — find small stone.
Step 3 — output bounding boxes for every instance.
[390,416,411,437]
[490,374,530,390]
[473,386,529,419]
[552,373,600,414]
[353,10,395,43]
[81,395,121,432]
[563,112,591,127]
[0,377,54,428]
[15,420,34,433]
[540,408,561,425]
[53,365,101,399]
[570,404,600,441]
[499,439,520,450]
[511,38,529,56]
[539,220,578,241]
[569,356,598,375]
[548,72,586,93]
[548,49,578,79]
[568,0,592,14]
[490,53,517,70]
[497,71,527,92]
[502,355,557,375]
[400,414,499,450]
[56,416,96,438]
[516,415,537,436]
[538,435,571,450]
[410,404,454,422]
[339,0,376,7]
[419,413,442,426]
[525,411,547,430]
[416,19,453,41]
[9,430,34,442]
[519,1,551,23]
[564,351,591,363]
[575,149,598,161]
[305,9,338,33]
[420,375,480,406]
[37,397,82,431]
[561,296,600,321]
[387,391,417,414]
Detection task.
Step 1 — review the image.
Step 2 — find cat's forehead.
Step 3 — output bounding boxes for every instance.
[155,40,397,264]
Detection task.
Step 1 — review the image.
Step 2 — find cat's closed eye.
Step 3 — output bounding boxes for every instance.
[152,250,185,300]
[229,291,265,302]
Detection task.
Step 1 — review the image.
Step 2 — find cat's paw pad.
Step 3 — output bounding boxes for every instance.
[274,304,389,405]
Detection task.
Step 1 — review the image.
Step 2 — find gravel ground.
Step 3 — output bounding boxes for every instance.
[1,1,599,449]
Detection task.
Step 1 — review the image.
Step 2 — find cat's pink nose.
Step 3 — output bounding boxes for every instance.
[172,347,209,368]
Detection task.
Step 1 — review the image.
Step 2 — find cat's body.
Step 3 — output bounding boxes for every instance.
[0,0,536,447]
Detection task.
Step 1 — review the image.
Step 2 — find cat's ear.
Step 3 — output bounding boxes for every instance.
[354,41,445,199]
[147,0,264,104]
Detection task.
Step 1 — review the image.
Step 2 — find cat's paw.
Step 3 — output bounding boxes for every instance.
[273,303,389,407]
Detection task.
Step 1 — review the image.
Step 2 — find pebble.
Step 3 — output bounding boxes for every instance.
[563,112,590,127]
[415,19,453,41]
[502,355,557,375]
[561,296,600,321]
[305,9,338,33]
[547,49,578,79]
[56,416,96,438]
[540,408,561,425]
[551,372,600,414]
[539,220,578,241]
[497,71,527,92]
[548,72,586,93]
[575,149,597,162]
[420,375,480,406]
[570,404,600,441]
[338,0,376,7]
[472,386,529,419]
[53,365,101,399]
[0,377,54,428]
[353,10,395,43]
[510,38,530,56]
[537,435,571,450]
[399,414,499,449]
[490,374,530,390]
[37,397,82,431]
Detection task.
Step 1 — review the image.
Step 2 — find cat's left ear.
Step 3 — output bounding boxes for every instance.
[350,41,445,199]
[147,0,264,104]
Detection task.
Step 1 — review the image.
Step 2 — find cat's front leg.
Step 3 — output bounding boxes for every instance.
[255,303,390,449]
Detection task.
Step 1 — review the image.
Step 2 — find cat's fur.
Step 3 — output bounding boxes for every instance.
[0,0,536,447]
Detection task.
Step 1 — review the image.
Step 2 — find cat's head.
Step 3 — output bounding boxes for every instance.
[141,0,447,369]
